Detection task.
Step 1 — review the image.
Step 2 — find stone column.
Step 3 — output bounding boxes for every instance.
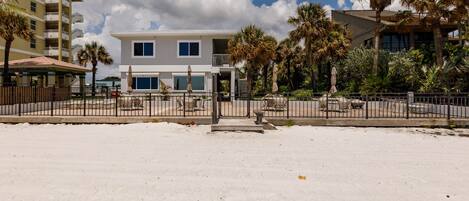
[21,72,30,87]
[79,74,85,95]
[37,75,44,87]
[47,72,56,87]
[230,70,236,101]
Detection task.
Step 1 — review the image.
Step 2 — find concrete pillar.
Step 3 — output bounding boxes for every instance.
[79,74,85,95]
[21,72,30,87]
[47,72,56,87]
[230,70,236,101]
[63,73,72,87]
[120,72,128,93]
[37,75,44,87]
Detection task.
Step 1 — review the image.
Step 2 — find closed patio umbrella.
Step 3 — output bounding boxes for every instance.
[329,66,337,94]
[272,63,278,94]
[187,65,192,94]
[127,65,133,94]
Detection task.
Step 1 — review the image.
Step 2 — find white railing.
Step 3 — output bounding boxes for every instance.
[45,0,70,7]
[44,47,70,57]
[212,54,231,67]
[45,12,70,24]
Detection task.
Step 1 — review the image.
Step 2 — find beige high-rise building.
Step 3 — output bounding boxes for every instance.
[0,0,84,62]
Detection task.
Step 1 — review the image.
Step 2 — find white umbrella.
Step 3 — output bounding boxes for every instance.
[127,65,133,94]
[329,67,337,94]
[187,65,192,94]
[272,63,278,94]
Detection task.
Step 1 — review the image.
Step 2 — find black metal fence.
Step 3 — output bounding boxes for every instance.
[1,87,468,120]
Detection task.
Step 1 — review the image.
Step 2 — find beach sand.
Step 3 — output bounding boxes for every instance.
[0,123,468,201]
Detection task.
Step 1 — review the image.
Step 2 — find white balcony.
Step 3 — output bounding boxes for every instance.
[212,54,231,67]
[44,47,70,58]
[72,28,83,39]
[45,12,70,24]
[44,29,70,40]
[45,0,70,7]
[72,12,83,23]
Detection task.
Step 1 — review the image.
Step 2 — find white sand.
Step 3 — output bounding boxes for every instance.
[0,123,468,201]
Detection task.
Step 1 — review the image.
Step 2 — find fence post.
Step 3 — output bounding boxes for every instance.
[83,89,86,116]
[447,93,451,120]
[286,93,290,119]
[18,87,21,116]
[247,93,251,118]
[34,86,37,103]
[115,92,118,117]
[406,92,410,119]
[51,86,55,116]
[183,93,186,117]
[365,94,369,119]
[326,93,329,119]
[149,93,152,117]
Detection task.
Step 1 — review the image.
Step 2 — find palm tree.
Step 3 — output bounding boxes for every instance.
[450,0,468,45]
[0,4,32,86]
[228,25,276,95]
[370,0,392,75]
[401,0,452,67]
[260,35,277,94]
[276,38,303,91]
[77,41,113,96]
[288,3,329,90]
[316,22,351,88]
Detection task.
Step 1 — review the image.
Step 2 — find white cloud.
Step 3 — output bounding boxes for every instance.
[323,5,334,18]
[74,0,309,80]
[350,0,410,11]
[337,0,345,8]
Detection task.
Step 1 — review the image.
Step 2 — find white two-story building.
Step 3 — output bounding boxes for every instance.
[111,30,238,96]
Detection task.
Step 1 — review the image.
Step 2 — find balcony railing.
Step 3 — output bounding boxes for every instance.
[44,47,70,57]
[44,29,70,40]
[45,0,70,7]
[45,12,70,24]
[212,54,231,67]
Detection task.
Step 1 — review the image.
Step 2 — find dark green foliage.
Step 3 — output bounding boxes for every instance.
[292,89,313,100]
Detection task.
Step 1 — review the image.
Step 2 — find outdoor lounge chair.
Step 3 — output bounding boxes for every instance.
[262,95,287,111]
[118,97,144,111]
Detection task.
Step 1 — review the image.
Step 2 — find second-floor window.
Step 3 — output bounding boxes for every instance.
[30,37,36,49]
[30,1,37,12]
[132,41,155,58]
[30,20,36,31]
[178,41,200,57]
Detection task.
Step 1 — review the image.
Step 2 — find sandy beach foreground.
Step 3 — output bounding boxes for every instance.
[0,123,468,201]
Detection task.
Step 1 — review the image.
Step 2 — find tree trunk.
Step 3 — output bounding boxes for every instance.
[432,21,444,67]
[372,10,382,76]
[2,40,13,86]
[91,65,97,96]
[287,58,292,91]
[304,37,316,90]
[263,63,268,94]
[246,63,252,117]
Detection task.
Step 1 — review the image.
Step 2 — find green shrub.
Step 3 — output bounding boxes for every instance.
[360,76,391,95]
[292,89,313,100]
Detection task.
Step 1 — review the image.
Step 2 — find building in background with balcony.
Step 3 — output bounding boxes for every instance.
[111,30,240,97]
[0,0,84,63]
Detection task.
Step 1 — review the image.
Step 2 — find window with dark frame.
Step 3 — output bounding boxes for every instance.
[30,37,36,49]
[30,20,36,31]
[30,1,37,12]
[178,42,200,57]
[133,42,154,57]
